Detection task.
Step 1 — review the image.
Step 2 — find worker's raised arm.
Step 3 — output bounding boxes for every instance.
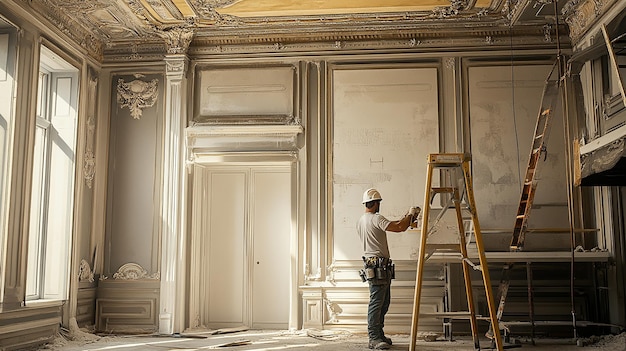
[386,207,419,232]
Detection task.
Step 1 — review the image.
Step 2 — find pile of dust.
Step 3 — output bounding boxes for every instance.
[40,318,102,350]
[584,332,626,350]
[304,328,353,341]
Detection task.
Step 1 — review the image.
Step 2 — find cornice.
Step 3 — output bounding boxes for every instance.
[562,0,615,45]
[15,0,571,63]
[188,24,563,54]
[98,23,565,63]
[19,0,105,60]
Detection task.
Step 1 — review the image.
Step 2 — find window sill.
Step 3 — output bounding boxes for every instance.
[24,299,64,308]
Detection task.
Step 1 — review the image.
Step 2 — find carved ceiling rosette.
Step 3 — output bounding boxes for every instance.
[116,75,159,119]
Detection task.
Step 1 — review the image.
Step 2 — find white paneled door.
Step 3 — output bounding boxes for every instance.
[250,168,291,328]
[190,164,292,330]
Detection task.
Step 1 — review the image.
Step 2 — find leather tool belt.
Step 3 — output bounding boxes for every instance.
[359,256,395,282]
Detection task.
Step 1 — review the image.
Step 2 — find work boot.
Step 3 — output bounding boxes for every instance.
[368,339,390,350]
[382,335,392,345]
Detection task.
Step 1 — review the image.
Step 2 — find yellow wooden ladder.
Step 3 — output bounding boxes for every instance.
[408,153,503,351]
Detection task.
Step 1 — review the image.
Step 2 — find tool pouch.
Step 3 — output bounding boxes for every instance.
[361,256,394,282]
[358,269,367,282]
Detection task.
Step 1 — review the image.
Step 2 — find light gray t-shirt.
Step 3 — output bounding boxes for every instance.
[356,212,391,258]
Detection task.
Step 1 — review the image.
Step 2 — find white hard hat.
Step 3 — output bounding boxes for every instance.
[362,188,382,204]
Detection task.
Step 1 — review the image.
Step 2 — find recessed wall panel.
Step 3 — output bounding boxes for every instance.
[468,64,568,233]
[332,67,440,261]
[196,66,295,123]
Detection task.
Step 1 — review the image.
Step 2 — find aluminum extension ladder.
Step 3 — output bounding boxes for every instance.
[408,153,503,351]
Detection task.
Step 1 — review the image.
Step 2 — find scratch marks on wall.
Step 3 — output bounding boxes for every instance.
[370,157,383,167]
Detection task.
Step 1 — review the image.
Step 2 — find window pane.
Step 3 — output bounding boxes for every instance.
[26,45,79,301]
[0,25,17,281]
[26,127,47,299]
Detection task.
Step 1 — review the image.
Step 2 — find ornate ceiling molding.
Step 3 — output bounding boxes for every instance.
[188,23,557,49]
[188,0,239,23]
[22,0,106,59]
[563,0,614,45]
[159,26,195,54]
[12,0,572,61]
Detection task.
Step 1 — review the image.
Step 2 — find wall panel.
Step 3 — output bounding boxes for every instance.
[331,65,440,262]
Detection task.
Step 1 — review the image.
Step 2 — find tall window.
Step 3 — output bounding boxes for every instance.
[0,21,18,296]
[26,46,79,301]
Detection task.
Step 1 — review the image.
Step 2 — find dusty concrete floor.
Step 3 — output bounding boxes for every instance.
[38,329,626,351]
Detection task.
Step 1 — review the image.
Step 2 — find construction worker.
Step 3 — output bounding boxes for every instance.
[357,188,418,350]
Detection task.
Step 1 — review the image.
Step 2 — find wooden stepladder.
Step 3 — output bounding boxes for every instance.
[409,153,503,351]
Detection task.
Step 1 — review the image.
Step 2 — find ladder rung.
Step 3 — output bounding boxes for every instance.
[420,312,473,318]
[431,187,455,193]
[428,153,466,166]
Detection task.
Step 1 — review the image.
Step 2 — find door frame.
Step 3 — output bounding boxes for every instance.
[187,153,299,331]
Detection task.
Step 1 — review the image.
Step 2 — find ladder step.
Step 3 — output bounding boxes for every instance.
[420,312,473,318]
[428,153,466,166]
[431,187,455,193]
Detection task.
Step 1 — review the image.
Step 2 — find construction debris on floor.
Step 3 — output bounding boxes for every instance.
[34,328,626,351]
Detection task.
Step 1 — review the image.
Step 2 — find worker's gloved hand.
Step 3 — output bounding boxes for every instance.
[409,206,419,216]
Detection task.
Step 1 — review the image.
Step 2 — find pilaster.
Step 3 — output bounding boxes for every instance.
[158,53,188,334]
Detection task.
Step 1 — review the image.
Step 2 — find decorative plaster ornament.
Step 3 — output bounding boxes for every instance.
[84,74,97,188]
[112,262,160,280]
[161,27,194,54]
[117,76,159,119]
[78,259,95,282]
[325,299,343,323]
[84,151,95,188]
